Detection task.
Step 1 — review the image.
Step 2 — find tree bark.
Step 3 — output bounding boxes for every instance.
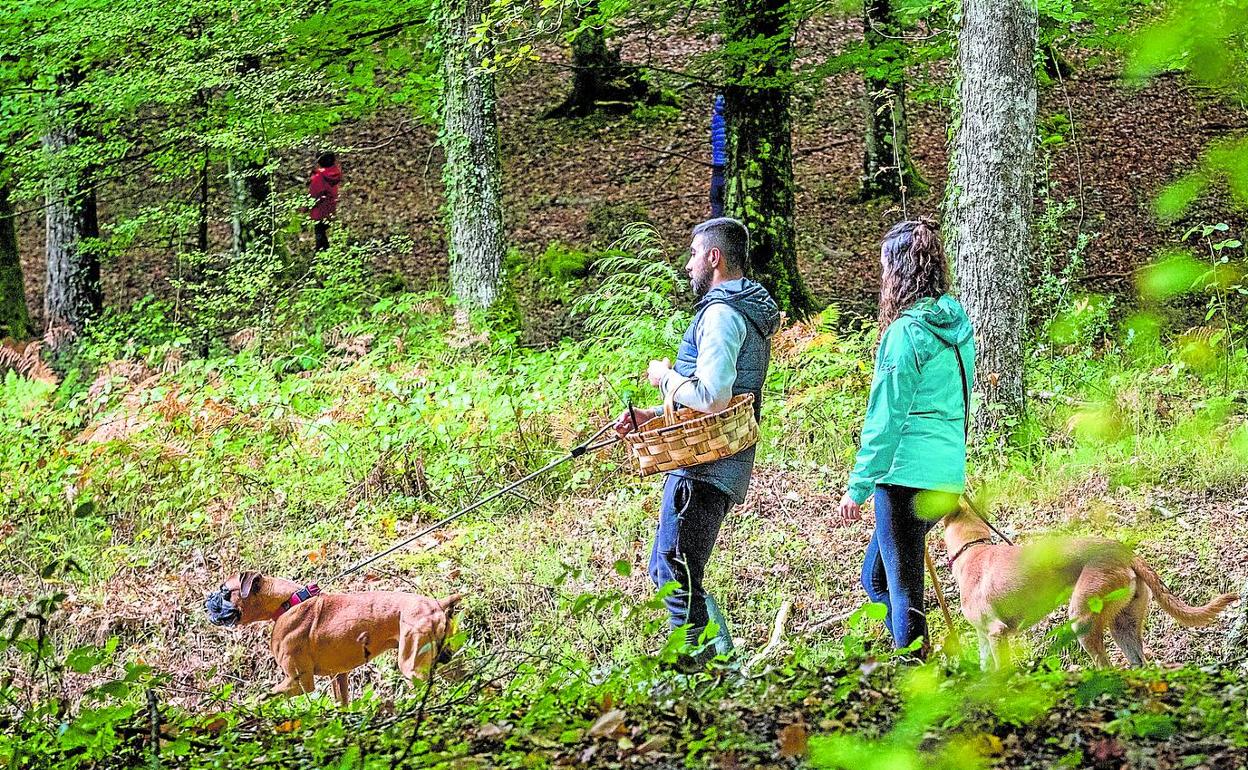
[945,0,1037,432]
[547,5,653,118]
[721,0,816,318]
[0,158,33,340]
[42,123,102,338]
[227,155,271,257]
[228,57,272,258]
[439,0,505,311]
[860,0,926,202]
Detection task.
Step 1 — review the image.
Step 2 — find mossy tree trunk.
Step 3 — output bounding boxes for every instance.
[439,0,505,311]
[227,155,271,257]
[547,4,653,118]
[0,157,33,339]
[721,0,816,318]
[228,57,272,259]
[43,121,101,339]
[860,0,926,202]
[945,0,1038,432]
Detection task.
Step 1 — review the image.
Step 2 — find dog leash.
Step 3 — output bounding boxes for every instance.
[923,544,960,655]
[952,344,1015,548]
[959,492,1014,546]
[325,421,621,585]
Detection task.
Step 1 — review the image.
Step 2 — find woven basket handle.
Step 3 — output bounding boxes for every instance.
[662,378,693,428]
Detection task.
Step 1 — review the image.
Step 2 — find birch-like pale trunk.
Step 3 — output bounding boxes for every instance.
[860,0,925,202]
[945,0,1038,431]
[439,0,505,311]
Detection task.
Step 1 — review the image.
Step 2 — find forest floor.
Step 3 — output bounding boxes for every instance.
[4,281,1248,766]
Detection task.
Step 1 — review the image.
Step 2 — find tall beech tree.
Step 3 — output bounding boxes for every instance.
[439,0,506,311]
[945,0,1038,431]
[720,0,816,318]
[42,92,102,339]
[860,0,925,201]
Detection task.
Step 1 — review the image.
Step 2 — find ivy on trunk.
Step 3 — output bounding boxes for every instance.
[721,0,816,319]
[0,158,33,340]
[439,0,506,311]
[860,0,926,202]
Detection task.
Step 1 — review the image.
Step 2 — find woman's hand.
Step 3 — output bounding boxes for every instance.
[838,492,862,523]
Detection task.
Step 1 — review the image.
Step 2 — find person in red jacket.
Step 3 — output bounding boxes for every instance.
[308,151,342,252]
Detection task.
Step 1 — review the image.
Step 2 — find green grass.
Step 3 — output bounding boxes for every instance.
[2,260,1248,768]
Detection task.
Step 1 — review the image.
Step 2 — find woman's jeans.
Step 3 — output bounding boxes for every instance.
[861,484,943,652]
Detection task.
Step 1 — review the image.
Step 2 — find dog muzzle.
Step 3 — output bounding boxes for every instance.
[205,586,241,627]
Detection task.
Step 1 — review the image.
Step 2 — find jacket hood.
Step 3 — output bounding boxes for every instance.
[318,165,343,185]
[698,277,781,338]
[900,294,973,346]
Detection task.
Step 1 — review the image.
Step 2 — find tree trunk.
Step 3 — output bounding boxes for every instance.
[43,124,102,339]
[0,159,33,340]
[547,6,653,118]
[227,155,271,257]
[945,0,1037,432]
[228,57,272,258]
[721,0,816,318]
[439,0,505,311]
[860,0,926,202]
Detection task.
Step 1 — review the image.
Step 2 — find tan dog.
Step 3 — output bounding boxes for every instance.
[942,505,1238,669]
[205,572,462,704]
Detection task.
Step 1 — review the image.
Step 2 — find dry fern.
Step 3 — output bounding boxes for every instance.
[42,324,76,352]
[87,360,155,408]
[0,340,60,386]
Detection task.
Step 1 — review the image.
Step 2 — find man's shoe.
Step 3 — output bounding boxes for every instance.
[705,595,734,657]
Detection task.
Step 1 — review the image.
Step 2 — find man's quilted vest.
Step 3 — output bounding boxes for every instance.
[670,278,778,504]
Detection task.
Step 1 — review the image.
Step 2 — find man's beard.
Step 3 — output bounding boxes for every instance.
[690,270,713,298]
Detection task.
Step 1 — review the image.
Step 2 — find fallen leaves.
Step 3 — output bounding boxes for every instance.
[777,722,808,758]
[587,708,626,738]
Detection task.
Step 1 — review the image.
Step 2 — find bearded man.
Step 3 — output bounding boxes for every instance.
[614,217,780,662]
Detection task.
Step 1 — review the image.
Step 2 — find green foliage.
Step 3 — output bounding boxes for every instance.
[1128,0,1248,216]
[572,222,689,355]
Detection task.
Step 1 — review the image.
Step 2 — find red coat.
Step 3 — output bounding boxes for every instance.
[308,165,342,221]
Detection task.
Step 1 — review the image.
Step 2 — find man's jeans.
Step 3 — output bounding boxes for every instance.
[649,474,733,652]
[861,484,939,653]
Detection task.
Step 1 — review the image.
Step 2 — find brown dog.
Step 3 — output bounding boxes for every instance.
[206,572,462,704]
[942,505,1238,669]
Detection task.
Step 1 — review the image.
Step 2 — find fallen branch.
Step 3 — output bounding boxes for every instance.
[747,599,792,670]
[797,608,855,636]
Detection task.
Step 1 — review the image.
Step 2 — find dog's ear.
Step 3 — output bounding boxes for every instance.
[239,572,262,599]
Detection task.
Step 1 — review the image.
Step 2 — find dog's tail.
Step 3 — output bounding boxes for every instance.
[1133,557,1238,627]
[439,593,465,612]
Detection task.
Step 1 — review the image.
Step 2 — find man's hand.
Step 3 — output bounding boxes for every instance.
[647,358,672,388]
[614,407,657,437]
[838,492,862,523]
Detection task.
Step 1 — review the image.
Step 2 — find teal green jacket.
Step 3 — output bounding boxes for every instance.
[848,295,975,505]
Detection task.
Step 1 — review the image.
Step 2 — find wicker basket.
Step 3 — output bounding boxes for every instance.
[623,387,758,477]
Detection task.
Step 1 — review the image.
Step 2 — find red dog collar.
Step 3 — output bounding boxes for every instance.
[272,583,321,621]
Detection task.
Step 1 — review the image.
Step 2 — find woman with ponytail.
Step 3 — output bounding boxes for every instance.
[838,219,975,658]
